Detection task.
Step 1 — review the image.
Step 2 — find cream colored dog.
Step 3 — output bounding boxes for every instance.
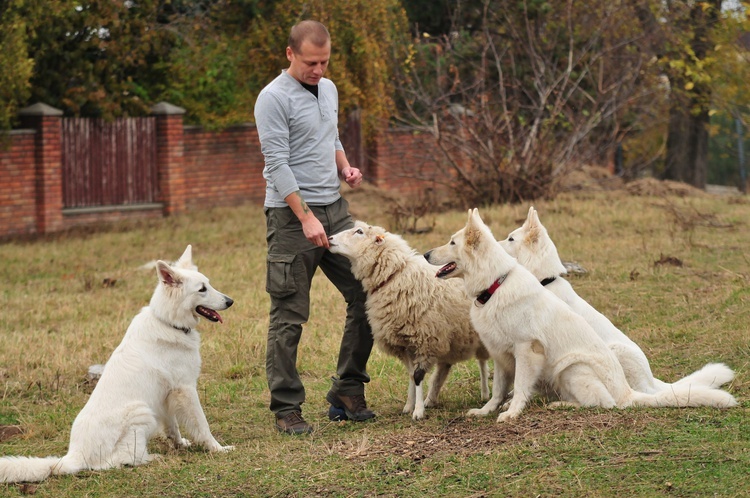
[425,209,737,422]
[0,246,234,483]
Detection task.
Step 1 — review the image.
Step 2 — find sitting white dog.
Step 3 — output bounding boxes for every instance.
[0,245,234,483]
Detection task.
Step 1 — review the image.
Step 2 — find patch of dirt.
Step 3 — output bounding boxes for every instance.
[625,178,708,198]
[326,410,658,462]
[0,425,24,442]
[557,165,625,192]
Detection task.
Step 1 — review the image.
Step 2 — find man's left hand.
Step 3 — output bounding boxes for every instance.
[340,166,363,188]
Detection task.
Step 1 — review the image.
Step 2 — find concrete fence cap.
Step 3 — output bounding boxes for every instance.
[18,102,64,117]
[151,102,186,115]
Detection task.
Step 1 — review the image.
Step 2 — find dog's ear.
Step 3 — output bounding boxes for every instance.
[156,260,182,287]
[523,206,535,228]
[525,208,543,245]
[174,245,198,271]
[466,208,483,248]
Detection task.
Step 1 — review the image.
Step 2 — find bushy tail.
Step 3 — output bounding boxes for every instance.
[0,455,80,483]
[671,362,735,389]
[630,384,737,409]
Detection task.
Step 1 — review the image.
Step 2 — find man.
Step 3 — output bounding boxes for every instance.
[254,20,375,435]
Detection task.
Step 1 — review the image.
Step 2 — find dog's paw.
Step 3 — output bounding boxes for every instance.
[496,411,518,423]
[177,438,192,448]
[466,408,490,417]
[412,409,425,421]
[423,397,438,408]
[208,444,234,453]
[402,403,415,414]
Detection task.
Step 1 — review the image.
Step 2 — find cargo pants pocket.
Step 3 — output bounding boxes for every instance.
[266,254,299,298]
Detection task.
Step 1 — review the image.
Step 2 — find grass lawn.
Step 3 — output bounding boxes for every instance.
[1,183,748,497]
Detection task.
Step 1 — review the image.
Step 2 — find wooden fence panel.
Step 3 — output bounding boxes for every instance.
[61,117,158,208]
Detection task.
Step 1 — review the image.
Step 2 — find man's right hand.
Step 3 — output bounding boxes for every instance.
[302,215,329,248]
[285,191,329,248]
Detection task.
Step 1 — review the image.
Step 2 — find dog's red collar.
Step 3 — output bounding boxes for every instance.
[476,272,509,306]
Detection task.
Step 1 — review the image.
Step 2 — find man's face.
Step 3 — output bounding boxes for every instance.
[286,40,330,85]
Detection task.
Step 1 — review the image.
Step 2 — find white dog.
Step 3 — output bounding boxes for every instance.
[425,209,737,422]
[328,222,490,420]
[0,246,234,483]
[499,207,734,394]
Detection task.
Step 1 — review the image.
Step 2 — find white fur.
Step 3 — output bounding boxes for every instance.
[328,222,490,420]
[500,207,735,394]
[425,209,737,422]
[0,245,234,483]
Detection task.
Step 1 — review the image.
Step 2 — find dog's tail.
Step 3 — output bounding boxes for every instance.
[660,362,735,390]
[630,384,737,409]
[0,454,81,483]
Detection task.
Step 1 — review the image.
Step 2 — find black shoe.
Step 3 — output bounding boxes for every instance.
[276,411,313,435]
[326,391,376,422]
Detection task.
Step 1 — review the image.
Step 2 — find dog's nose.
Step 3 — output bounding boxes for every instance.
[424,250,432,261]
[225,297,234,308]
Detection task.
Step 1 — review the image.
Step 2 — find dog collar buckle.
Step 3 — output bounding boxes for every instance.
[475,272,509,306]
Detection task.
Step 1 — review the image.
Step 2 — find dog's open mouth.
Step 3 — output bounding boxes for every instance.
[196,306,223,323]
[436,262,456,278]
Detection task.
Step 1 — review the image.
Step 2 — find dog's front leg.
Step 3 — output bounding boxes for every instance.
[167,387,234,452]
[467,353,514,417]
[498,342,545,422]
[165,416,191,449]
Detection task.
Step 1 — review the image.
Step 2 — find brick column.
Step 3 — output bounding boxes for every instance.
[152,102,186,215]
[18,102,64,234]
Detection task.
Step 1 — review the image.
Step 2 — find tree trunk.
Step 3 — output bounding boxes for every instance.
[663,93,709,188]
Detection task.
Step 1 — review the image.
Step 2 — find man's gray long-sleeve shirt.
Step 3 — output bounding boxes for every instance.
[254,70,344,208]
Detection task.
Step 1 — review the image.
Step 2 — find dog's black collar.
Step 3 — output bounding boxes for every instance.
[172,324,192,334]
[540,276,557,287]
[155,312,192,334]
[476,272,509,306]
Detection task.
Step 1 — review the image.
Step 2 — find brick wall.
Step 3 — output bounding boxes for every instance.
[0,102,444,239]
[183,125,266,210]
[0,131,38,237]
[370,129,445,196]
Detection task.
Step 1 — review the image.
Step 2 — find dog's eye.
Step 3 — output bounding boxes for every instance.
[355,228,364,235]
[508,236,514,242]
[199,284,207,293]
[450,240,455,245]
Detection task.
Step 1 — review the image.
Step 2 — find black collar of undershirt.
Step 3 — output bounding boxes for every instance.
[301,82,318,98]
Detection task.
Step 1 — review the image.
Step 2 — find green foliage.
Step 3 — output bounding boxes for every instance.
[0,0,35,131]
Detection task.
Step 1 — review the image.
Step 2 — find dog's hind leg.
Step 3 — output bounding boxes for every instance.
[557,364,617,408]
[110,410,159,468]
[467,353,514,417]
[497,342,545,422]
[424,363,452,408]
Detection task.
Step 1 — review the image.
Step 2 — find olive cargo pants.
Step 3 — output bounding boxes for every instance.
[264,197,373,417]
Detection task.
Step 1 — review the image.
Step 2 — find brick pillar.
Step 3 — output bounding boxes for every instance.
[18,102,64,234]
[152,102,186,215]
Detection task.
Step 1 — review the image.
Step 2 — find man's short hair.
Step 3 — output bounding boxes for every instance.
[288,20,330,54]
